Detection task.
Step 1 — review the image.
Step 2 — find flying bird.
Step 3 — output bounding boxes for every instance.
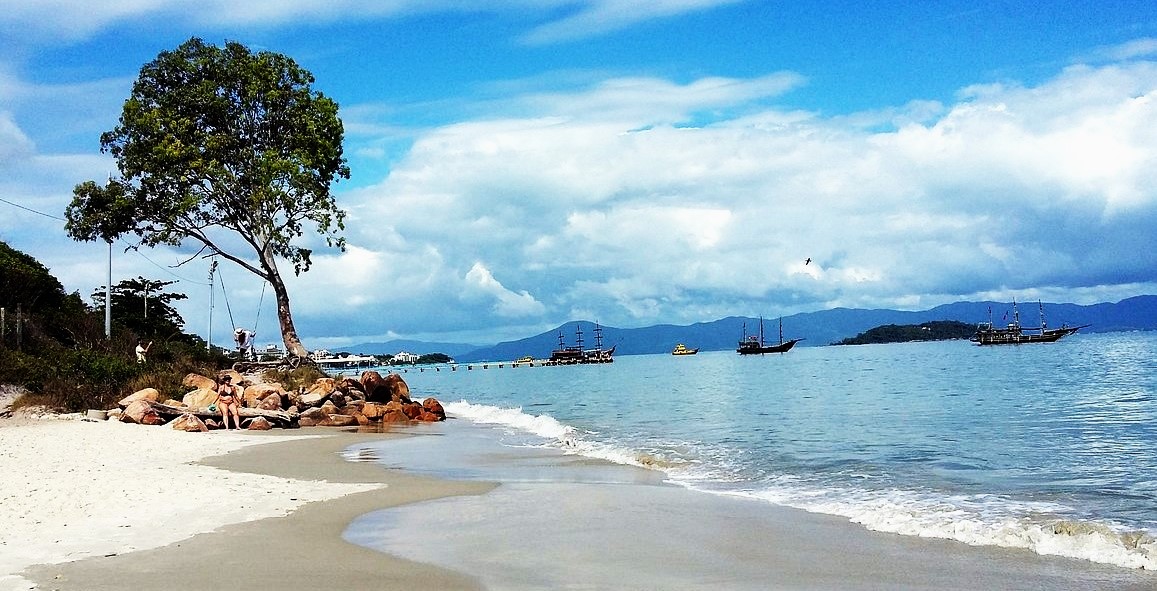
[804,258,811,265]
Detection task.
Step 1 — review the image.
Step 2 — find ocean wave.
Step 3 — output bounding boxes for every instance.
[714,484,1157,570]
[444,400,1156,570]
[445,400,689,471]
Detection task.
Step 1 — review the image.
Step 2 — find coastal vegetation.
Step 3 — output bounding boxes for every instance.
[1,240,227,413]
[832,320,976,345]
[64,37,349,359]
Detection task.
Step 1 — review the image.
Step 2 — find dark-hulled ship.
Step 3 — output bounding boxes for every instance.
[737,316,802,355]
[972,300,1088,345]
[550,322,615,364]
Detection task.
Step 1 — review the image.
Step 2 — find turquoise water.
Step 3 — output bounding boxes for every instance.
[389,331,1157,569]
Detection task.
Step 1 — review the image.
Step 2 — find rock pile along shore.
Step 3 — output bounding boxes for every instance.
[115,369,445,431]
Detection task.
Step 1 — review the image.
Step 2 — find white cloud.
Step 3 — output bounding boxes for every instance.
[0,0,744,44]
[464,262,546,318]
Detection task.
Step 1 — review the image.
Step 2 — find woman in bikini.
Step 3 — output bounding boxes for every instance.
[216,374,242,430]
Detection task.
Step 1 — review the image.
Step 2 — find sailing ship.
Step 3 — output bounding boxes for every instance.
[972,300,1088,345]
[550,322,616,364]
[671,343,699,356]
[737,316,802,355]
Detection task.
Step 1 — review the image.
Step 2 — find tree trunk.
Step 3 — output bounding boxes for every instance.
[259,250,309,358]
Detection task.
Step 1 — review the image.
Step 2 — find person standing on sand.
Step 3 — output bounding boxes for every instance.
[216,374,242,430]
[135,340,152,363]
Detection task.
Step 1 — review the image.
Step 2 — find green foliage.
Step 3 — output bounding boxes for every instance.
[64,36,349,273]
[1,240,232,412]
[417,353,452,364]
[833,320,976,345]
[64,37,350,358]
[91,276,189,340]
[261,365,327,391]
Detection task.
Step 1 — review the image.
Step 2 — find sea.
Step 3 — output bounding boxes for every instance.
[351,331,1157,571]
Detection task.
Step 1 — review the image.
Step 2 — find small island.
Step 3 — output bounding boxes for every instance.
[832,320,976,345]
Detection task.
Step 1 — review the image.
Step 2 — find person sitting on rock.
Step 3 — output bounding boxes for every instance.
[216,374,242,430]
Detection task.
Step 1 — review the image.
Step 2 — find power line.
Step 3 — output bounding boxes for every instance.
[0,196,65,220]
[1,195,209,285]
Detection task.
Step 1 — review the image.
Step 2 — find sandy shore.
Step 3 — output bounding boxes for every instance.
[7,415,1157,591]
[2,416,492,591]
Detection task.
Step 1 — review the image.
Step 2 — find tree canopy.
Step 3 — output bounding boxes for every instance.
[90,276,188,340]
[65,37,349,357]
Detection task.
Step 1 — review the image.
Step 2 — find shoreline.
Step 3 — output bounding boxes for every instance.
[5,418,492,591]
[9,417,1157,591]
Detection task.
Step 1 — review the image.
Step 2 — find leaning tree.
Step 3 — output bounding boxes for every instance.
[65,37,349,358]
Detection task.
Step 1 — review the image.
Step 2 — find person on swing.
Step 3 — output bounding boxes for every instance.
[216,374,243,430]
[234,327,255,361]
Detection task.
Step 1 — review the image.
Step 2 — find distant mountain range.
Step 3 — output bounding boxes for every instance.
[345,295,1157,362]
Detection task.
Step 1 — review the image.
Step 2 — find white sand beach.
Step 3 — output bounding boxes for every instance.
[0,416,380,591]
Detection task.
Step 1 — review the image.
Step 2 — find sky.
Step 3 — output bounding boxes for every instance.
[1,1,1156,349]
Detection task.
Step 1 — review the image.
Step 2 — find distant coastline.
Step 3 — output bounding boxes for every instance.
[354,295,1157,361]
[831,320,976,346]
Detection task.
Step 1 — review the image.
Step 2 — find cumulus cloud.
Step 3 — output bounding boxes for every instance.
[324,57,1157,340]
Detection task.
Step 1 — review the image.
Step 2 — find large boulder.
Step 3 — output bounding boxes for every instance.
[244,383,283,407]
[361,371,411,404]
[246,416,273,431]
[182,373,216,391]
[381,401,413,423]
[299,379,337,407]
[121,400,165,425]
[256,393,284,411]
[420,397,446,422]
[118,388,160,408]
[319,414,358,427]
[360,402,388,421]
[182,388,218,409]
[170,413,208,432]
[299,407,328,427]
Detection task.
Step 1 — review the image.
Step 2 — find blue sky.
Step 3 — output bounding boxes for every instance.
[2,1,1156,349]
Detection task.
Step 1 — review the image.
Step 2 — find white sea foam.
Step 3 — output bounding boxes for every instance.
[445,400,683,470]
[445,400,1157,571]
[711,484,1157,570]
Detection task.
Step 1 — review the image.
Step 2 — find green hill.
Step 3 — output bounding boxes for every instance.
[832,320,976,345]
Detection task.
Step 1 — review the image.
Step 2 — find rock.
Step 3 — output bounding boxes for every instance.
[338,377,364,393]
[401,402,424,420]
[182,387,218,409]
[246,416,273,431]
[162,399,186,407]
[170,413,208,432]
[257,393,283,411]
[182,373,216,391]
[299,407,328,426]
[360,402,387,421]
[319,401,340,415]
[299,389,330,407]
[121,400,165,425]
[421,397,446,421]
[381,401,412,423]
[361,371,412,404]
[204,418,221,430]
[118,388,160,408]
[330,392,347,408]
[319,414,358,427]
[244,383,284,407]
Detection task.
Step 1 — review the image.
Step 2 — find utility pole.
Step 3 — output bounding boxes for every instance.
[105,240,112,339]
[207,260,217,352]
